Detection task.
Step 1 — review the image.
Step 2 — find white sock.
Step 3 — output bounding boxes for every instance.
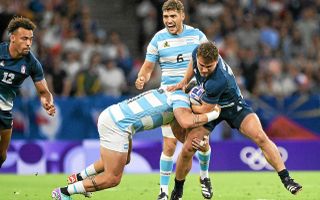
[160,185,169,195]
[200,169,209,180]
[67,181,86,195]
[80,164,97,179]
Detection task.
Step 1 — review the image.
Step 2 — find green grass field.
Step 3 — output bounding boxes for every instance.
[1,171,319,200]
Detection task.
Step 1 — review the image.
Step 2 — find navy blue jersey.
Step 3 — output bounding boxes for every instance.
[192,47,242,107]
[0,42,44,110]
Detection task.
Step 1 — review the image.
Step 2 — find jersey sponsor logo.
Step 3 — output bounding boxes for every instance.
[163,41,170,48]
[0,60,4,67]
[21,65,26,74]
[240,146,288,170]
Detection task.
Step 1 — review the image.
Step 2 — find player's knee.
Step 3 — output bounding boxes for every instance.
[163,139,177,155]
[180,144,195,159]
[100,173,122,189]
[253,131,269,147]
[108,175,122,187]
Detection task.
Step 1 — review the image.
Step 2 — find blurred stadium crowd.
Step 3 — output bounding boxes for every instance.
[1,0,320,99]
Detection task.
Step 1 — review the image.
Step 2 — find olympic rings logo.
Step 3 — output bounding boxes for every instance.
[240,146,288,170]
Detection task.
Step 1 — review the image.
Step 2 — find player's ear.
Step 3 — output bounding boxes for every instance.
[9,34,15,43]
[181,12,185,20]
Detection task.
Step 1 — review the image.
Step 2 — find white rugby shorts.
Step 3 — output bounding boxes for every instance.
[97,109,130,153]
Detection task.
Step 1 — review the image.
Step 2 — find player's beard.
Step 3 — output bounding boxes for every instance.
[21,48,30,56]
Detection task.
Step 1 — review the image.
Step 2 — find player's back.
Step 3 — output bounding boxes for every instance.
[107,89,174,134]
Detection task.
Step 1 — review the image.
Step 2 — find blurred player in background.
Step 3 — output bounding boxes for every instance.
[51,85,220,200]
[0,16,55,168]
[135,1,212,199]
[168,41,302,200]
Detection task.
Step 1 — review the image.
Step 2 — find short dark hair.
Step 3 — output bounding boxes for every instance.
[197,42,219,63]
[162,0,184,13]
[7,16,36,34]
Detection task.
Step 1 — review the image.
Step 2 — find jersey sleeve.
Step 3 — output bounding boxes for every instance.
[30,55,44,82]
[171,90,190,110]
[145,34,159,63]
[201,79,226,104]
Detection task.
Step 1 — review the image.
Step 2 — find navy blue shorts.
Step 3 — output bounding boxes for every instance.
[0,110,13,129]
[204,99,253,132]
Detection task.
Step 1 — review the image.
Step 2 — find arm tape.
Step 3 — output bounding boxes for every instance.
[205,110,220,122]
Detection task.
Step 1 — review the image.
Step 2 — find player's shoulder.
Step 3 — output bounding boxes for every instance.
[25,51,42,69]
[206,67,227,90]
[27,51,39,62]
[153,28,169,38]
[183,25,204,34]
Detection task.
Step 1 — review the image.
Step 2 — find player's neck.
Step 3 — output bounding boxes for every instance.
[8,44,22,59]
[176,24,184,35]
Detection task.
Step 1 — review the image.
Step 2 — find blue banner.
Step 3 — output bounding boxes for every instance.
[11,94,320,140]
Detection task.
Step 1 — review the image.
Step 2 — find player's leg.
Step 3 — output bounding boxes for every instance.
[0,128,12,168]
[171,119,213,199]
[158,125,177,200]
[80,147,127,191]
[52,147,128,199]
[239,113,302,194]
[67,159,104,184]
[67,138,132,185]
[171,126,210,200]
[52,109,130,199]
[196,139,213,199]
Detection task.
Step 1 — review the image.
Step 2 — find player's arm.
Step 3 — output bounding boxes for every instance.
[135,60,155,90]
[173,106,220,129]
[167,60,195,92]
[34,79,56,116]
[191,101,220,115]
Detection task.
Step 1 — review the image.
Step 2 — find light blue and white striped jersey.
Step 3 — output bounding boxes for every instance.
[107,89,190,134]
[146,25,207,87]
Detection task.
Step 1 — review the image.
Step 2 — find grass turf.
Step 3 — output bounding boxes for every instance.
[0,171,319,200]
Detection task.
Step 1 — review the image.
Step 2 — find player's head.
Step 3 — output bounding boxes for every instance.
[196,42,219,77]
[162,0,185,35]
[7,16,36,57]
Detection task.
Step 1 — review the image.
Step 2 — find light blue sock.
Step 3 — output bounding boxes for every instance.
[197,147,211,179]
[159,152,173,194]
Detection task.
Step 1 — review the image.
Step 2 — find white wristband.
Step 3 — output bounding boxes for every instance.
[206,110,220,122]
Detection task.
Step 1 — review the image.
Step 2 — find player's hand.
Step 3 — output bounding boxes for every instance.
[135,76,146,90]
[192,135,209,152]
[167,81,186,92]
[41,98,56,116]
[136,76,146,90]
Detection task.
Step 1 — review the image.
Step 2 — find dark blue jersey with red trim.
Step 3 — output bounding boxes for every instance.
[0,42,44,110]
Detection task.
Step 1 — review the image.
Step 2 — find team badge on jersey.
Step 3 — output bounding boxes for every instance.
[163,41,170,48]
[21,65,26,74]
[0,60,4,67]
